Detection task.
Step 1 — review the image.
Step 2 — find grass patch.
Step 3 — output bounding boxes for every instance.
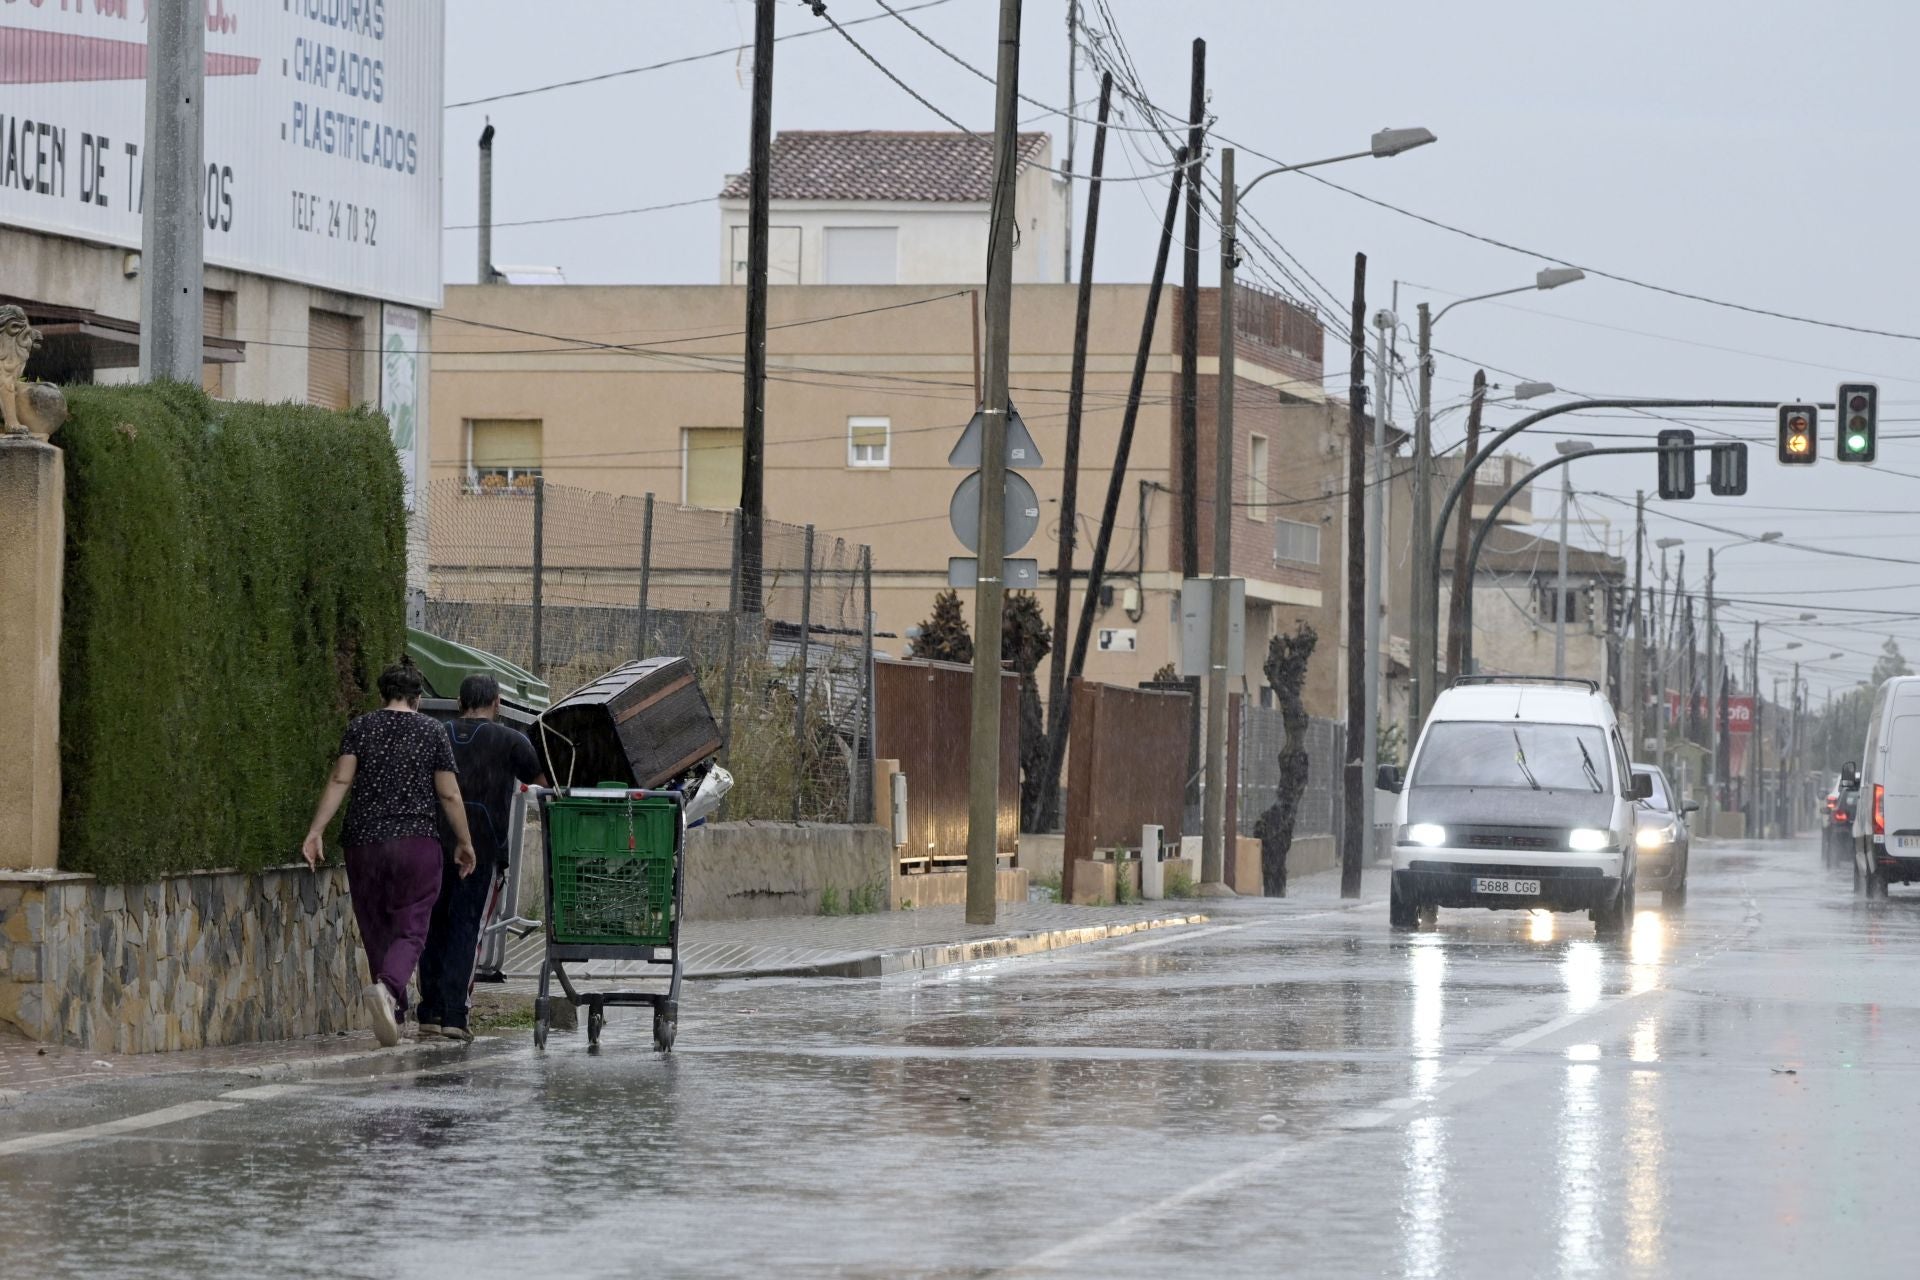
[1164,865,1197,899]
[1032,870,1062,903]
[819,887,844,916]
[847,881,884,915]
[471,1003,536,1033]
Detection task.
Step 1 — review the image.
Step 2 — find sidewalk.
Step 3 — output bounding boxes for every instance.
[500,899,1210,980]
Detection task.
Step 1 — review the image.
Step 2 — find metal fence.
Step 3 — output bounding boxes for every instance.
[1237,706,1345,841]
[425,478,874,824]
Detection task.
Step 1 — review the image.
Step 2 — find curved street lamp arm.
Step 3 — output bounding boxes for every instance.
[1431,284,1536,328]
[1459,443,1699,673]
[1237,148,1375,202]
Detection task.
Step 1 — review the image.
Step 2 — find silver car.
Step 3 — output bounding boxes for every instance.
[1631,762,1695,907]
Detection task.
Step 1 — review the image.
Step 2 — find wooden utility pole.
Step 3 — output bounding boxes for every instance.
[1445,370,1487,677]
[1630,490,1645,753]
[966,0,1023,926]
[1038,152,1187,835]
[1200,147,1237,889]
[1041,72,1111,831]
[1178,38,1205,580]
[1341,253,1368,900]
[738,0,776,614]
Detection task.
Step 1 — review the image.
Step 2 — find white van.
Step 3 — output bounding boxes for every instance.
[1849,675,1920,897]
[1388,676,1649,935]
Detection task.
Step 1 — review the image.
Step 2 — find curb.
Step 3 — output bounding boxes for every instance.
[225,1037,476,1082]
[693,911,1212,980]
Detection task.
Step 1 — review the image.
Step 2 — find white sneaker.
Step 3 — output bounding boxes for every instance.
[363,983,400,1047]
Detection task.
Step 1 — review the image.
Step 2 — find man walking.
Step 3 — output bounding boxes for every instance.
[418,674,546,1042]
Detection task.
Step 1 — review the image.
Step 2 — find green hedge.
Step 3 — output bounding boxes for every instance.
[55,384,407,881]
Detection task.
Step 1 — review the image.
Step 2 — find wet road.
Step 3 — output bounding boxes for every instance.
[5,836,1919,1278]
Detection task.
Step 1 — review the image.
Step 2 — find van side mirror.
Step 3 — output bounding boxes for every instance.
[1842,762,1860,788]
[1377,765,1404,794]
[1628,772,1654,802]
[1681,801,1700,815]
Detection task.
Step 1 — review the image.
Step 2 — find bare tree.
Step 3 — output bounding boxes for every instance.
[1254,622,1318,896]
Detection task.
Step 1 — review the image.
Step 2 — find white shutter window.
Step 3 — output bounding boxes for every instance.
[1274,519,1321,566]
[1247,433,1270,521]
[823,227,898,284]
[683,427,744,509]
[468,419,543,495]
[848,417,890,469]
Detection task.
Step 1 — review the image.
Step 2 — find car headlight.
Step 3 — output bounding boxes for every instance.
[1635,824,1673,851]
[1403,823,1447,848]
[1567,828,1613,852]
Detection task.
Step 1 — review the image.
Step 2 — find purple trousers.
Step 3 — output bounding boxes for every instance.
[345,837,444,1013]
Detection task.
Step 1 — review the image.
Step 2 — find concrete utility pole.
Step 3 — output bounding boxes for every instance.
[1062,0,1078,283]
[966,0,1023,927]
[1750,620,1762,834]
[1363,307,1392,840]
[1200,146,1237,890]
[1629,492,1644,752]
[1445,371,1488,679]
[737,0,777,616]
[1554,465,1572,677]
[476,124,500,285]
[1410,304,1434,731]
[138,0,205,383]
[1342,252,1368,900]
[1706,548,1717,812]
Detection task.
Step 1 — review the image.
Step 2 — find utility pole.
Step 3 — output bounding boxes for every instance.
[1655,546,1669,777]
[1341,252,1368,900]
[737,0,776,615]
[1200,146,1237,890]
[1445,371,1487,678]
[1362,308,1391,846]
[1042,72,1110,831]
[966,0,1023,927]
[1629,492,1644,753]
[138,0,205,383]
[1750,620,1761,835]
[1179,38,1205,581]
[1554,464,1571,678]
[1790,660,1802,837]
[1062,0,1078,282]
[1410,303,1434,733]
[1706,548,1717,815]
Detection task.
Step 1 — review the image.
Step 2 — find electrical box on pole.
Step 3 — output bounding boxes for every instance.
[1837,383,1878,462]
[1708,442,1748,496]
[1656,428,1696,499]
[1777,403,1818,465]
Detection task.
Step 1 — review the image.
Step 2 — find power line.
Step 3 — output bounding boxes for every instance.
[443,0,957,109]
[444,195,713,232]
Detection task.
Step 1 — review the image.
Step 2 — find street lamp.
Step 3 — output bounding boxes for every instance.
[1705,531,1786,816]
[1649,536,1682,773]
[1209,127,1436,898]
[1412,268,1588,731]
[1551,440,1594,678]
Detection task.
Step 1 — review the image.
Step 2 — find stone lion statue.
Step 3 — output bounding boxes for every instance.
[0,304,43,435]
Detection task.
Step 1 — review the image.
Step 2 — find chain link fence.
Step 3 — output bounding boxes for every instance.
[425,478,874,824]
[1238,706,1345,842]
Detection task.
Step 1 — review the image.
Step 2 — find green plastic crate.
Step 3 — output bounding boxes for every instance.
[546,792,678,946]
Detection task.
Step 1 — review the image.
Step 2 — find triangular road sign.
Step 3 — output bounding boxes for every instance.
[948,402,1043,469]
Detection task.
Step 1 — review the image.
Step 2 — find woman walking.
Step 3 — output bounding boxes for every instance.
[303,660,476,1046]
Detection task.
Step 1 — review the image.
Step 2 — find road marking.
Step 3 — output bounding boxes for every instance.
[220,1084,317,1101]
[0,1101,242,1158]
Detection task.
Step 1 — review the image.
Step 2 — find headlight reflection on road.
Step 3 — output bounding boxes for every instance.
[1409,934,1446,1098]
[1561,941,1603,1014]
[1557,1061,1601,1276]
[1403,936,1449,1280]
[1528,911,1555,944]
[1629,909,1667,993]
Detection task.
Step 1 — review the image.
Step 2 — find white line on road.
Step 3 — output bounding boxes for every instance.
[0,1101,243,1158]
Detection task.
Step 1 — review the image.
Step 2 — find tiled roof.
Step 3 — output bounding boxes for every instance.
[720,130,1050,202]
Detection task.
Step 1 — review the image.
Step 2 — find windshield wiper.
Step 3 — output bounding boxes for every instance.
[1577,739,1604,793]
[1512,728,1541,790]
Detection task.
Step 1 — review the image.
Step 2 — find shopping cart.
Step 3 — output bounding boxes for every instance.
[531,784,684,1053]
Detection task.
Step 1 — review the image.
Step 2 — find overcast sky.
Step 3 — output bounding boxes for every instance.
[442,0,1920,702]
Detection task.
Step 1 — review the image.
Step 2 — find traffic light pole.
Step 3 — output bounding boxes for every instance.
[1458,443,1722,673]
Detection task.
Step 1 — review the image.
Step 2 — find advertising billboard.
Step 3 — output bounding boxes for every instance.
[0,0,443,308]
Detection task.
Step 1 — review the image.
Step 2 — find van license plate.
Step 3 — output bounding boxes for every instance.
[1475,877,1540,895]
[1898,836,1920,849]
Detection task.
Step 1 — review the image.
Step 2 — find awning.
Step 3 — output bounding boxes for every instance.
[2,296,245,374]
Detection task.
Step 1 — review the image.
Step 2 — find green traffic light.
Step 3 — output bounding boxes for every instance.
[1849,432,1869,452]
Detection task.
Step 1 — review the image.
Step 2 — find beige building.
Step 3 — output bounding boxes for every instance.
[1448,525,1625,689]
[429,278,1379,722]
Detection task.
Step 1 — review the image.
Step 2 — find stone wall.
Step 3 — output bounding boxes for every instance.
[0,866,362,1053]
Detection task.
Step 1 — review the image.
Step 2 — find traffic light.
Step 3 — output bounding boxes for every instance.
[1709,442,1748,496]
[1656,428,1695,499]
[1837,382,1878,462]
[1777,403,1818,465]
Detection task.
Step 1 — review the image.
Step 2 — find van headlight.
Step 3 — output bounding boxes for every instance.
[1567,828,1612,852]
[1402,823,1447,848]
[1635,824,1673,851]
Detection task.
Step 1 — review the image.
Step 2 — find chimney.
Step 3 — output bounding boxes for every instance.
[477,122,498,285]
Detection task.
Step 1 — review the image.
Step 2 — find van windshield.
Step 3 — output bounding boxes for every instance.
[1412,721,1613,793]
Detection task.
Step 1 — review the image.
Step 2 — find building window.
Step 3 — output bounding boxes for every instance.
[729,225,802,285]
[467,419,542,495]
[823,226,899,284]
[1274,518,1320,566]
[848,416,890,469]
[202,289,234,398]
[307,308,362,410]
[1247,433,1270,521]
[683,426,744,509]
